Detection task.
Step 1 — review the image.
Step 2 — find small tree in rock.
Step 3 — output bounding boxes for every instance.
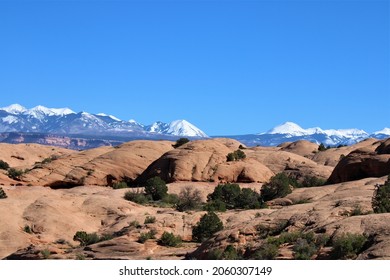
[145,176,168,201]
[192,212,223,242]
[0,187,7,199]
[372,175,390,213]
[173,138,190,148]
[0,160,9,170]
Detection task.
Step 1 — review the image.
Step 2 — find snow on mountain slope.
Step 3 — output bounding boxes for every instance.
[0,104,27,114]
[96,113,121,122]
[265,122,308,136]
[146,120,208,137]
[166,120,208,137]
[373,128,390,136]
[0,104,208,138]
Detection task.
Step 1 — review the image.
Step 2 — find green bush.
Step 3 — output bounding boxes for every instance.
[253,243,279,260]
[23,225,32,234]
[73,231,101,246]
[144,216,156,224]
[209,245,241,260]
[203,199,227,212]
[41,249,51,259]
[300,176,326,188]
[207,183,241,209]
[7,168,24,180]
[158,232,182,247]
[173,138,190,148]
[293,238,317,260]
[124,191,149,205]
[372,175,390,213]
[161,193,180,205]
[226,149,246,162]
[331,233,367,259]
[138,230,157,244]
[176,187,202,212]
[318,143,330,151]
[145,177,168,201]
[236,188,263,209]
[261,173,293,202]
[192,212,224,242]
[112,182,128,189]
[207,183,264,210]
[0,187,7,199]
[0,160,9,170]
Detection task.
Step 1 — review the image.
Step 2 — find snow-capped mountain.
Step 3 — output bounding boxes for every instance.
[230,122,389,147]
[0,104,207,138]
[146,120,208,137]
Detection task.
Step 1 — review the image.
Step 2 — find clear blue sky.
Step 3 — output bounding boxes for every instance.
[0,0,389,135]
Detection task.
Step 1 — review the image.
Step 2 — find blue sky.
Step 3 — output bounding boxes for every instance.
[0,0,389,135]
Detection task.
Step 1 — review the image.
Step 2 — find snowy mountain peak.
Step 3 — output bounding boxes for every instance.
[0,104,27,114]
[266,122,307,136]
[167,120,208,137]
[97,113,121,122]
[26,105,76,118]
[373,128,390,136]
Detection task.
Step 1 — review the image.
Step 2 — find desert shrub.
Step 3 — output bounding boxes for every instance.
[318,143,330,151]
[41,249,51,259]
[112,182,128,189]
[41,155,59,164]
[129,220,141,228]
[207,184,264,210]
[138,230,157,244]
[203,199,227,212]
[207,249,224,260]
[158,232,182,247]
[0,160,9,170]
[224,245,241,260]
[161,193,180,205]
[372,175,390,213]
[349,205,364,216]
[236,188,264,209]
[7,168,24,180]
[261,173,292,202]
[192,212,224,242]
[238,144,246,150]
[176,187,202,212]
[300,176,326,188]
[207,183,241,209]
[124,191,149,205]
[23,225,32,234]
[145,177,168,201]
[173,138,190,148]
[253,243,279,260]
[293,238,317,260]
[73,231,101,246]
[0,187,7,199]
[331,233,367,259]
[226,149,246,162]
[144,216,156,224]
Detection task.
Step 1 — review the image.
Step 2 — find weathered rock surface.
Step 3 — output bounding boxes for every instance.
[328,138,390,184]
[22,141,174,187]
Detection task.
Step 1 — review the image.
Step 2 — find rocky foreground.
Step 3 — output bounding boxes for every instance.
[0,138,389,260]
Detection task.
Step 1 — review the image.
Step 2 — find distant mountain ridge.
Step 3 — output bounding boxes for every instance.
[0,104,208,138]
[231,121,390,147]
[0,104,389,149]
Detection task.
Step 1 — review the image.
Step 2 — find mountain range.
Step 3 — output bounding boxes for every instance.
[0,104,208,138]
[0,104,389,149]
